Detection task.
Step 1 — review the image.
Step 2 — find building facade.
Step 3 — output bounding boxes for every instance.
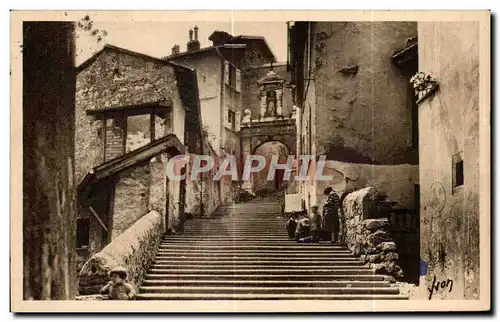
[74,45,210,271]
[416,21,480,300]
[165,27,292,198]
[288,21,420,212]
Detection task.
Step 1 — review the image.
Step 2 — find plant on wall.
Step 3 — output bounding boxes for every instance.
[75,15,108,61]
[410,72,439,104]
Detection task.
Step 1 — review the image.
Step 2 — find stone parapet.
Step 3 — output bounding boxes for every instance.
[78,210,163,295]
[342,187,403,280]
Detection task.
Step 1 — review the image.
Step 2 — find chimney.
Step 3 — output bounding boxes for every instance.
[194,26,199,41]
[171,44,180,56]
[208,30,232,46]
[187,26,201,52]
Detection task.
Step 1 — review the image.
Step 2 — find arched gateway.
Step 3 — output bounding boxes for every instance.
[239,67,297,194]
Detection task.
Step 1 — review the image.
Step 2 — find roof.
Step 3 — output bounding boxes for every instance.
[249,62,287,70]
[163,35,276,62]
[257,69,286,85]
[163,43,247,60]
[76,44,194,74]
[227,35,276,62]
[86,101,172,116]
[78,134,185,198]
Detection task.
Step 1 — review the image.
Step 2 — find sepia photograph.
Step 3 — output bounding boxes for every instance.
[10,10,491,312]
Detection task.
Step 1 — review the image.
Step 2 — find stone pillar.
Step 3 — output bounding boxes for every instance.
[276,89,283,116]
[22,22,77,300]
[260,87,266,117]
[241,137,253,193]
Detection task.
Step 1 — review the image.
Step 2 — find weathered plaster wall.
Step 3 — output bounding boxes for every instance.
[169,53,222,151]
[298,54,318,211]
[149,155,167,219]
[418,22,480,300]
[314,160,419,212]
[112,163,151,237]
[312,22,418,165]
[76,49,178,184]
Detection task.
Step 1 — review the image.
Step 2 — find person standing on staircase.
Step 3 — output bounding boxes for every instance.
[322,187,341,243]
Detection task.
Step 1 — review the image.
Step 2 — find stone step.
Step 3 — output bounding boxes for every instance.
[154,255,358,261]
[180,232,288,235]
[182,230,287,234]
[163,234,290,240]
[148,268,375,275]
[157,244,347,250]
[159,241,335,246]
[153,260,362,266]
[184,226,287,230]
[138,286,400,295]
[150,264,365,270]
[144,274,389,281]
[152,260,363,266]
[141,279,390,287]
[156,248,348,254]
[185,225,286,228]
[155,250,352,257]
[136,293,407,300]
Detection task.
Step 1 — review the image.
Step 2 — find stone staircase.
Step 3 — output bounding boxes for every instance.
[137,201,407,300]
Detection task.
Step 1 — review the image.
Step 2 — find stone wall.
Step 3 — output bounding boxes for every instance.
[312,22,418,165]
[112,163,151,237]
[342,187,403,280]
[78,210,163,295]
[75,47,179,184]
[418,21,480,300]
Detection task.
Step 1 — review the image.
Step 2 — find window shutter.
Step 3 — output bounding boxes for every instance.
[235,111,241,132]
[224,61,230,86]
[223,106,229,128]
[235,69,241,92]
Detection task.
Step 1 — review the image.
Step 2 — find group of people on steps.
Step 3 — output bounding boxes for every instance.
[286,187,341,243]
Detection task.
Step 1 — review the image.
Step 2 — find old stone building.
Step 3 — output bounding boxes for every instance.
[287,21,482,296]
[288,21,420,212]
[164,27,296,197]
[74,44,212,276]
[287,22,422,284]
[415,22,480,300]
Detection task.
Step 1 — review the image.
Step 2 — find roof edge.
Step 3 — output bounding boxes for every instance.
[76,43,194,74]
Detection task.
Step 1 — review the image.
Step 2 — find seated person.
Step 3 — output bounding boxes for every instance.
[285,212,299,239]
[309,205,322,243]
[294,217,310,241]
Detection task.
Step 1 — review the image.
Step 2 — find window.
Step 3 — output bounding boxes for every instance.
[126,114,152,153]
[76,218,90,249]
[227,109,235,130]
[452,152,464,192]
[101,111,163,160]
[224,61,241,92]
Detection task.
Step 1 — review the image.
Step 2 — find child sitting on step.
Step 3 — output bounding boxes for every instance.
[308,205,322,243]
[100,266,136,300]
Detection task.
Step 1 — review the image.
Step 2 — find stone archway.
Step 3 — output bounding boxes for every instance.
[253,141,290,194]
[239,117,296,194]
